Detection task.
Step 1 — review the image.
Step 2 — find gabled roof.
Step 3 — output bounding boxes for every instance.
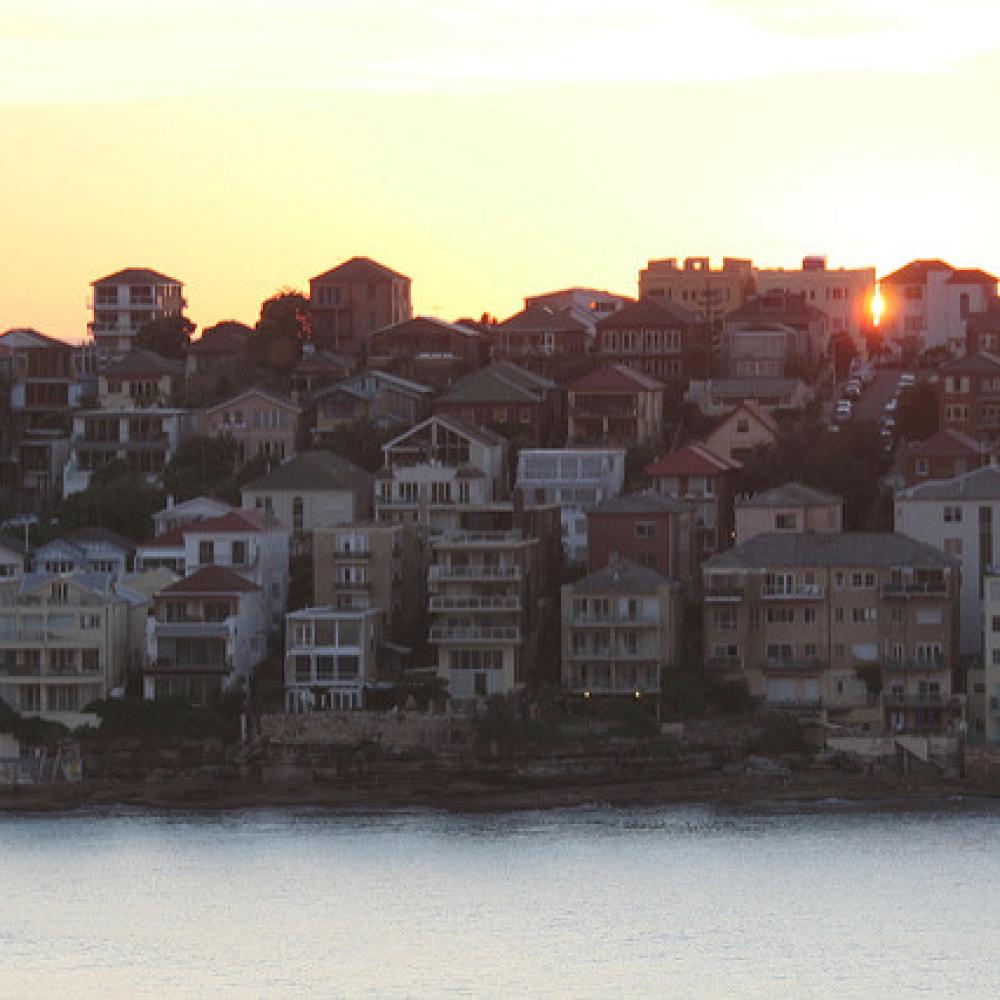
[311,256,409,284]
[737,482,841,508]
[726,291,826,327]
[498,305,587,334]
[714,400,779,436]
[372,316,483,341]
[898,464,1000,500]
[138,526,186,550]
[939,351,1000,375]
[347,369,435,396]
[384,413,506,451]
[596,296,697,331]
[62,527,135,552]
[17,571,123,601]
[92,268,181,287]
[879,260,953,285]
[241,450,371,494]
[0,328,68,350]
[701,378,803,397]
[590,490,689,516]
[295,350,352,373]
[182,510,273,535]
[117,567,180,602]
[102,350,183,379]
[189,322,252,355]
[569,364,665,392]
[705,532,955,571]
[572,558,676,594]
[153,496,235,522]
[205,387,301,414]
[947,269,998,286]
[439,362,554,405]
[645,442,741,478]
[906,429,984,459]
[159,566,260,595]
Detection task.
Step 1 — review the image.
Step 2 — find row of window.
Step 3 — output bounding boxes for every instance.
[712,605,943,629]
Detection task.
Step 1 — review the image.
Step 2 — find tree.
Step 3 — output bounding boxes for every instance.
[896,382,939,442]
[48,466,165,542]
[250,289,311,373]
[161,435,240,502]
[319,422,390,474]
[135,315,195,360]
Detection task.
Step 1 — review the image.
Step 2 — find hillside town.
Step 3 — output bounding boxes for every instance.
[3,253,1000,799]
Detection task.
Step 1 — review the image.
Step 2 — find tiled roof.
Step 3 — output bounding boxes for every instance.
[295,350,352,373]
[160,566,260,594]
[498,305,586,334]
[702,378,802,397]
[92,268,181,286]
[311,256,408,284]
[737,482,841,508]
[138,527,186,549]
[726,292,826,326]
[103,350,183,378]
[939,352,1000,375]
[947,269,998,286]
[0,328,68,350]
[715,401,779,436]
[182,510,272,534]
[645,442,741,478]
[572,558,676,594]
[62,527,135,552]
[569,364,665,392]
[590,491,689,515]
[596,297,696,331]
[879,259,954,285]
[897,464,1000,500]
[205,387,301,414]
[705,532,955,571]
[373,316,483,342]
[242,451,371,494]
[906,429,983,459]
[439,362,554,405]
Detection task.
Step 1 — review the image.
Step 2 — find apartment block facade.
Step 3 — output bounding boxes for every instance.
[89,268,186,360]
[567,365,665,447]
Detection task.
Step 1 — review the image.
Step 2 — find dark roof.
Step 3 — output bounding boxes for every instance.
[190,322,251,355]
[0,328,69,350]
[205,387,301,414]
[737,482,841,508]
[182,510,271,534]
[701,377,803,397]
[62,527,135,552]
[242,450,371,494]
[725,291,826,327]
[311,256,409,284]
[439,362,554,405]
[645,443,741,478]
[498,305,586,334]
[385,412,506,450]
[906,429,983,459]
[713,401,779,436]
[103,350,183,378]
[590,491,689,516]
[947,269,998,286]
[569,364,665,392]
[295,350,351,373]
[879,260,953,285]
[898,465,1000,500]
[705,532,955,571]
[572,558,675,594]
[138,526,186,549]
[160,566,260,595]
[372,316,483,342]
[939,352,1000,375]
[92,268,181,287]
[596,297,696,331]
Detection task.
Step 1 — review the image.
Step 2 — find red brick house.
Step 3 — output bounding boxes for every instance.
[567,365,665,446]
[903,429,990,486]
[938,352,1000,443]
[494,305,589,365]
[595,297,696,383]
[367,315,489,373]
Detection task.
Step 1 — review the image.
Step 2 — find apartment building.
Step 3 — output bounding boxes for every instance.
[284,606,382,712]
[203,388,303,463]
[561,560,682,711]
[594,298,695,383]
[702,533,960,732]
[895,466,1000,654]
[735,482,843,545]
[98,351,182,409]
[965,301,1000,355]
[309,257,412,355]
[644,443,741,562]
[312,370,434,440]
[366,316,489,373]
[567,365,665,447]
[0,328,73,430]
[0,572,142,726]
[903,430,989,488]
[516,448,625,564]
[639,257,755,324]
[493,305,589,361]
[703,402,778,463]
[144,566,267,705]
[89,267,186,360]
[63,406,194,496]
[313,521,424,645]
[937,352,1000,444]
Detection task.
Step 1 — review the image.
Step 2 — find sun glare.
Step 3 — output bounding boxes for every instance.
[871,285,884,327]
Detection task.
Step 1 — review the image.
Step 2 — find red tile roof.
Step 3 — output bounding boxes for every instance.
[499,305,586,334]
[879,260,953,285]
[644,442,741,477]
[311,256,409,284]
[139,527,186,549]
[160,566,259,594]
[92,268,181,286]
[570,364,665,392]
[596,297,696,331]
[103,350,183,378]
[947,269,998,285]
[182,510,271,535]
[907,429,984,458]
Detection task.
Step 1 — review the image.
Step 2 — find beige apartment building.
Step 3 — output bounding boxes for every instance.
[639,257,755,325]
[702,533,960,732]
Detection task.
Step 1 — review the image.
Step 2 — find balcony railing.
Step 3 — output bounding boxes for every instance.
[881,581,947,598]
[704,587,744,602]
[331,580,370,590]
[332,548,371,560]
[882,692,949,708]
[761,584,824,600]
[884,657,946,673]
[705,655,743,671]
[429,564,521,582]
[762,657,824,672]
[429,625,522,643]
[153,620,234,637]
[148,656,234,674]
[428,595,521,612]
[563,679,661,695]
[569,613,660,625]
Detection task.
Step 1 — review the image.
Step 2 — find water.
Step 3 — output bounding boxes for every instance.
[2,804,999,999]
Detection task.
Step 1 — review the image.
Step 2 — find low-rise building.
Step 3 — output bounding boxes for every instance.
[938,352,1000,444]
[703,401,778,464]
[203,388,303,464]
[366,316,489,374]
[702,533,960,731]
[903,429,989,487]
[735,482,843,545]
[152,496,236,537]
[311,370,434,440]
[98,351,182,409]
[284,606,382,712]
[980,568,1000,743]
[561,559,682,711]
[567,365,665,447]
[289,349,353,396]
[516,448,625,564]
[594,298,695,383]
[32,528,134,578]
[493,305,589,362]
[722,291,829,377]
[0,535,27,579]
[684,378,814,417]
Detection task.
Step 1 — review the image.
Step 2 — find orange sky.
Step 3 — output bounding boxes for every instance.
[3,0,1000,341]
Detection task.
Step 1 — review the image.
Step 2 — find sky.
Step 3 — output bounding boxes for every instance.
[2,0,1000,341]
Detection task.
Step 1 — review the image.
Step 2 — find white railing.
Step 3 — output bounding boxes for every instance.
[429,625,521,642]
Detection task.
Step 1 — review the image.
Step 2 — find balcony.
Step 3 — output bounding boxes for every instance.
[564,679,660,695]
[705,655,743,671]
[332,548,371,560]
[434,530,525,547]
[428,595,521,612]
[331,580,370,591]
[148,656,234,674]
[881,581,947,598]
[884,657,947,673]
[883,692,949,708]
[761,584,824,600]
[429,564,521,582]
[762,657,824,673]
[704,586,744,602]
[429,625,522,643]
[153,620,234,638]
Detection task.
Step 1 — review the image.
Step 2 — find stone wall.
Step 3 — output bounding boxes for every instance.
[258,710,470,752]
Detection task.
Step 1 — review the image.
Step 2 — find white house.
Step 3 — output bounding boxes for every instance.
[152,495,235,537]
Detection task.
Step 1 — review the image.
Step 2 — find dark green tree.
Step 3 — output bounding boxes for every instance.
[896,382,939,442]
[250,289,311,373]
[49,465,165,542]
[135,315,195,359]
[161,435,240,502]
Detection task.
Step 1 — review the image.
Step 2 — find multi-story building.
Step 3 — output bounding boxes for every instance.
[594,298,695,383]
[756,257,875,345]
[702,533,960,731]
[903,429,989,488]
[703,401,778,463]
[144,566,267,705]
[586,492,693,582]
[186,321,252,379]
[0,328,74,430]
[89,268,186,360]
[313,521,424,645]
[980,568,1000,743]
[523,287,630,338]
[375,415,507,533]
[639,257,755,325]
[241,450,372,551]
[516,448,625,564]
[311,370,435,441]
[567,365,665,447]
[283,606,382,712]
[32,528,134,578]
[561,559,682,711]
[0,536,27,579]
[644,443,741,562]
[895,465,1000,654]
[427,504,561,701]
[878,259,997,355]
[98,351,183,409]
[965,300,1000,355]
[938,352,1000,444]
[735,483,843,545]
[0,572,144,726]
[308,257,412,355]
[366,316,489,375]
[289,349,353,397]
[493,306,589,362]
[203,388,303,463]
[435,363,563,449]
[63,406,194,496]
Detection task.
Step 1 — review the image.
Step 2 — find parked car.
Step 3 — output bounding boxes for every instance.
[844,379,862,399]
[834,400,853,422]
[884,396,898,414]
[898,372,917,389]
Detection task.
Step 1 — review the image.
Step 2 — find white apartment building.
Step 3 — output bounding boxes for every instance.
[516,448,626,564]
[89,267,186,360]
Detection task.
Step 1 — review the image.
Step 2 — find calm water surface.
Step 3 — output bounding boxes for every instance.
[2,804,999,998]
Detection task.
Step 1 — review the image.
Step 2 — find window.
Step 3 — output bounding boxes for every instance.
[774,513,797,531]
[712,608,737,631]
[766,607,795,624]
[834,572,844,588]
[736,418,750,434]
[199,540,214,565]
[766,643,793,661]
[634,521,656,538]
[835,608,844,623]
[232,540,247,565]
[804,608,816,624]
[850,572,876,589]
[915,458,929,477]
[944,506,963,523]
[804,643,817,657]
[891,608,903,623]
[834,643,845,658]
[292,497,304,536]
[852,607,877,624]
